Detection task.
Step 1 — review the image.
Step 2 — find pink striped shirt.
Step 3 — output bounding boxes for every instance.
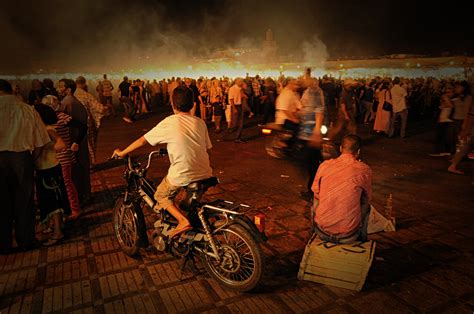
[312,153,372,235]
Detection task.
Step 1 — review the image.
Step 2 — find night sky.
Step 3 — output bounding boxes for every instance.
[1,0,473,73]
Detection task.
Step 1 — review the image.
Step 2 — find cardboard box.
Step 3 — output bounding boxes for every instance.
[298,235,376,291]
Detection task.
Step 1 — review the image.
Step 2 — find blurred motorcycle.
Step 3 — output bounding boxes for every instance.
[261,122,339,161]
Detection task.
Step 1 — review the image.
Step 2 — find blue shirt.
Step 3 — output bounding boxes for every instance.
[299,87,325,140]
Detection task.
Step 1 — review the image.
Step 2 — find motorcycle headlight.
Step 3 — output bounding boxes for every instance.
[321,125,328,135]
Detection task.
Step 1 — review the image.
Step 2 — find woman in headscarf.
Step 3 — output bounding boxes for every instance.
[373,82,392,134]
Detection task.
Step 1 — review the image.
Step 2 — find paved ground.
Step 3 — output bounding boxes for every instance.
[1,110,473,313]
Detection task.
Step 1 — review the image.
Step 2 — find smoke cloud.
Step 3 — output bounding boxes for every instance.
[0,0,335,75]
[5,0,472,76]
[301,35,329,67]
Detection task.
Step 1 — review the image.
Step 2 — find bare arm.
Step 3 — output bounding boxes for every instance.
[460,113,474,139]
[314,112,324,134]
[113,136,149,158]
[308,111,324,148]
[280,109,299,123]
[340,102,349,120]
[47,129,66,152]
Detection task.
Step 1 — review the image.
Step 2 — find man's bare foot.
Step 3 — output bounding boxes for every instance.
[448,166,465,175]
[169,222,192,238]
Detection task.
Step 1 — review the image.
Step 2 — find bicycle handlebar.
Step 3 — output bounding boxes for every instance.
[145,148,168,170]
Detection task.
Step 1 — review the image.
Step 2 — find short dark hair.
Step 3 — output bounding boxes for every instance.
[172,86,194,112]
[341,134,362,154]
[393,77,401,85]
[35,103,58,125]
[457,80,471,96]
[59,78,77,94]
[43,78,54,88]
[0,79,13,93]
[76,76,86,85]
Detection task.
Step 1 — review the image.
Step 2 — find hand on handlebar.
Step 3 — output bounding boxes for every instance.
[111,148,124,160]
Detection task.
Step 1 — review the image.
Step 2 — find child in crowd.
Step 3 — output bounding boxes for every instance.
[212,94,224,133]
[42,95,86,220]
[33,104,70,245]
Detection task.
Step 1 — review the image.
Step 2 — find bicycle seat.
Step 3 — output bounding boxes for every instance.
[181,177,219,211]
[186,176,219,192]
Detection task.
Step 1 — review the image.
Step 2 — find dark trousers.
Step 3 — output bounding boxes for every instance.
[434,122,454,154]
[0,151,35,250]
[262,101,274,124]
[151,95,160,111]
[233,105,244,140]
[120,96,136,120]
[72,139,91,203]
[303,145,322,192]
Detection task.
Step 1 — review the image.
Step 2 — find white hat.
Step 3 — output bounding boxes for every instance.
[42,95,60,111]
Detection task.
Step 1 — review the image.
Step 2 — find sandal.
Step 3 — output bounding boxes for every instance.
[43,234,64,246]
[42,227,53,234]
[448,168,465,175]
[66,212,81,221]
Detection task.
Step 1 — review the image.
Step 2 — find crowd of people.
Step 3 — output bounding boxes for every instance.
[1,68,473,253]
[1,77,106,252]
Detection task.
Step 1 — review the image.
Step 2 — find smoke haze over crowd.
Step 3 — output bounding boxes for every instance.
[1,0,473,74]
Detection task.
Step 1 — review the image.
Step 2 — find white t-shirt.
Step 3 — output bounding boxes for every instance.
[275,88,301,124]
[390,84,407,113]
[144,113,213,187]
[228,84,242,105]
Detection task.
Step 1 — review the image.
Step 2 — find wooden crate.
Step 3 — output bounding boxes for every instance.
[298,235,376,291]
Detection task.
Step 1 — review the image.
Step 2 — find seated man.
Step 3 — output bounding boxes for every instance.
[311,135,372,243]
[113,86,213,238]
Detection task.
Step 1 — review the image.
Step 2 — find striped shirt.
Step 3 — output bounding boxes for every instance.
[54,112,75,165]
[312,153,372,235]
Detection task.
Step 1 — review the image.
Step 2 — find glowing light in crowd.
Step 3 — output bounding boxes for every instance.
[2,61,468,82]
[321,125,328,135]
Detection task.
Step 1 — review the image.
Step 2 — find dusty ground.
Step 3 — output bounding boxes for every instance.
[1,110,473,313]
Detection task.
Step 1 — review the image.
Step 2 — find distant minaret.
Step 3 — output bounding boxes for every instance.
[262,29,278,62]
[266,29,274,42]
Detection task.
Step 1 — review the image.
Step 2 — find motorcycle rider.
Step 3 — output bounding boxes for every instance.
[113,86,213,238]
[275,79,301,126]
[299,77,325,201]
[274,79,302,148]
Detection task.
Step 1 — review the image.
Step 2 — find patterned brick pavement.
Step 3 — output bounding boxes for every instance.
[1,113,473,313]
